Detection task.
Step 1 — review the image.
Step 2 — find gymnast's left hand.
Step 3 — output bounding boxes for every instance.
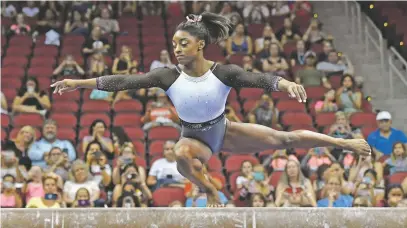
[286,82,307,103]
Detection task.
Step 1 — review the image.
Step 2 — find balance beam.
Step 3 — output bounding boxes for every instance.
[2,208,407,228]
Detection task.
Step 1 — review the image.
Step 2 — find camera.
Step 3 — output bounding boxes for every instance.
[127,173,138,180]
[78,200,90,207]
[44,193,58,200]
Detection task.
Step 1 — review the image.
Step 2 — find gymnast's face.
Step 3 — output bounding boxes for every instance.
[172,30,205,65]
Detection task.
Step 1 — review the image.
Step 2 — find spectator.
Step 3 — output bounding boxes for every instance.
[289,1,312,18]
[9,13,31,36]
[242,55,261,73]
[384,142,407,175]
[169,200,183,207]
[302,18,327,44]
[53,54,85,78]
[12,77,51,117]
[26,174,62,208]
[301,147,336,176]
[119,1,137,16]
[112,142,147,185]
[353,168,383,205]
[28,119,76,168]
[263,149,298,172]
[225,103,241,123]
[64,10,89,35]
[63,160,100,206]
[335,74,362,114]
[238,164,275,203]
[141,90,180,131]
[378,184,405,207]
[92,8,119,35]
[236,160,254,190]
[348,153,384,189]
[275,159,316,207]
[250,193,267,207]
[82,26,110,59]
[88,52,108,77]
[1,150,28,183]
[1,1,17,18]
[147,140,185,191]
[219,2,242,27]
[226,23,253,56]
[262,42,289,76]
[23,166,44,203]
[2,125,36,170]
[0,174,23,208]
[71,188,94,208]
[325,162,353,195]
[352,196,372,207]
[317,175,353,207]
[248,94,280,128]
[115,181,149,208]
[84,141,112,187]
[276,17,302,45]
[328,111,363,140]
[254,24,279,54]
[294,51,331,89]
[312,164,331,194]
[314,89,338,113]
[185,182,228,207]
[290,40,307,67]
[139,2,162,16]
[150,49,175,71]
[111,67,147,105]
[318,40,333,62]
[242,2,269,25]
[367,111,407,157]
[90,2,113,20]
[82,119,114,159]
[22,1,40,18]
[36,8,61,34]
[1,91,8,114]
[317,51,354,76]
[112,45,138,75]
[271,1,291,16]
[43,147,70,182]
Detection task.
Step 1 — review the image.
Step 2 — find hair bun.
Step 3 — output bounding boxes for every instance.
[186,14,202,23]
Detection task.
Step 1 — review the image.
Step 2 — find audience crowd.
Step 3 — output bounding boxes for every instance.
[1,1,407,209]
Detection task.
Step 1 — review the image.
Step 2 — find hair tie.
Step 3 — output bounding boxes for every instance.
[186,14,202,23]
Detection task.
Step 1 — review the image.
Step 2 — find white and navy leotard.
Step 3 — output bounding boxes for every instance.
[96,63,282,153]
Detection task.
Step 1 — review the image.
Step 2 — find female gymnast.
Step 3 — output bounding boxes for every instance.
[52,12,371,207]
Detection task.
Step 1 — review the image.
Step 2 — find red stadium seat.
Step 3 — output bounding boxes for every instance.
[1,77,22,90]
[82,100,111,113]
[148,140,165,157]
[51,101,79,113]
[387,172,407,185]
[361,126,377,139]
[362,100,373,113]
[294,148,308,157]
[113,100,143,113]
[229,172,241,193]
[1,128,7,142]
[305,86,328,100]
[33,46,59,57]
[1,114,10,128]
[56,128,76,142]
[2,88,17,104]
[27,67,54,77]
[224,155,259,174]
[207,155,222,172]
[239,88,264,100]
[258,149,275,161]
[209,172,226,188]
[228,54,244,66]
[205,44,224,56]
[276,100,306,112]
[269,171,284,188]
[349,113,377,127]
[50,113,77,127]
[132,140,146,157]
[113,113,142,127]
[315,113,336,127]
[329,75,342,89]
[148,126,180,141]
[30,56,57,67]
[63,35,85,46]
[52,89,80,101]
[3,56,28,67]
[281,112,313,127]
[152,187,186,206]
[227,88,238,101]
[270,91,289,101]
[79,113,110,127]
[228,100,241,113]
[13,114,43,127]
[123,127,145,140]
[134,156,147,168]
[2,66,25,78]
[242,100,257,114]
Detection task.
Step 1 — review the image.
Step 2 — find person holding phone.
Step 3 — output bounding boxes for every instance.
[247,94,280,129]
[317,175,353,207]
[301,147,336,176]
[71,187,94,208]
[82,119,114,159]
[26,174,62,208]
[43,147,70,181]
[238,164,275,204]
[1,150,28,183]
[84,141,112,187]
[0,174,23,208]
[53,54,85,78]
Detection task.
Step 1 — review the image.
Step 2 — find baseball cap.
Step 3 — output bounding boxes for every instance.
[376,111,392,121]
[304,51,316,59]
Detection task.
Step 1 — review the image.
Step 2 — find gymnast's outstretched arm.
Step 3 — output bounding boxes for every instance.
[51,67,179,94]
[214,64,307,102]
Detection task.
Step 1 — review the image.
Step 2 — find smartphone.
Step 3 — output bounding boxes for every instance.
[3,181,14,189]
[166,174,173,179]
[285,187,303,194]
[362,177,371,185]
[93,151,103,159]
[44,193,58,200]
[127,173,138,180]
[314,147,323,156]
[122,157,133,165]
[62,148,69,154]
[78,200,90,207]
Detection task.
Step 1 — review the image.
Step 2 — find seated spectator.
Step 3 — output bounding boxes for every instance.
[9,13,31,36]
[289,1,312,18]
[147,140,185,191]
[169,200,183,207]
[312,164,331,194]
[84,141,112,187]
[323,162,353,196]
[150,49,175,71]
[2,125,36,170]
[64,10,89,35]
[112,45,138,75]
[271,1,291,16]
[0,174,23,208]
[225,103,241,123]
[262,43,289,76]
[112,142,147,185]
[90,2,113,19]
[28,119,76,168]
[328,111,363,139]
[12,77,51,117]
[53,54,85,78]
[119,1,137,16]
[352,196,372,207]
[262,149,298,172]
[1,91,8,114]
[275,159,316,207]
[250,193,267,207]
[24,166,44,203]
[219,2,242,27]
[236,160,254,190]
[276,17,302,45]
[43,147,70,181]
[295,51,331,89]
[318,40,333,62]
[238,164,275,203]
[82,119,114,159]
[26,174,62,208]
[290,40,307,67]
[302,18,327,44]
[348,153,384,189]
[377,184,405,207]
[88,52,108,77]
[1,150,28,183]
[301,147,336,176]
[116,180,150,208]
[71,188,94,208]
[141,90,180,131]
[22,1,40,18]
[317,51,354,76]
[368,111,407,158]
[226,23,253,56]
[111,68,147,105]
[82,26,110,59]
[2,1,17,18]
[92,8,119,35]
[353,168,384,205]
[36,8,61,34]
[113,164,152,207]
[242,2,269,25]
[255,24,279,54]
[185,182,228,207]
[384,142,407,175]
[335,74,362,114]
[317,175,353,207]
[242,55,262,73]
[248,94,281,128]
[139,1,162,16]
[314,89,338,113]
[63,160,100,207]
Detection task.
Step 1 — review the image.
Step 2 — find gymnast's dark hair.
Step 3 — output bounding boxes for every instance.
[175,12,233,46]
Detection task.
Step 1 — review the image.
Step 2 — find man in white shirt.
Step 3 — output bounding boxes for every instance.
[147,140,185,190]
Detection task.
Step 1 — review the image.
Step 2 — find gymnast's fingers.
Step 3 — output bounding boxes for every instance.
[292,86,302,103]
[299,85,307,102]
[288,86,296,99]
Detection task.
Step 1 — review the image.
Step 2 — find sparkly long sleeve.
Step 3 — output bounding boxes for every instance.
[217,64,284,91]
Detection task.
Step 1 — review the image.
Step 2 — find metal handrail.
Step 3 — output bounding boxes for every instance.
[364,16,384,77]
[388,46,407,98]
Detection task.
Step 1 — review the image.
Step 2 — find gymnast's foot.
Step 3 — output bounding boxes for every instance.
[343,139,371,156]
[207,190,224,207]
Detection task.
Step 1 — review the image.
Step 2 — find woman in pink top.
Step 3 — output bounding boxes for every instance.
[0,174,22,208]
[10,13,31,35]
[24,166,44,203]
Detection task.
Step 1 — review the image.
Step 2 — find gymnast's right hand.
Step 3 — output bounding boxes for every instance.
[51,79,78,95]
